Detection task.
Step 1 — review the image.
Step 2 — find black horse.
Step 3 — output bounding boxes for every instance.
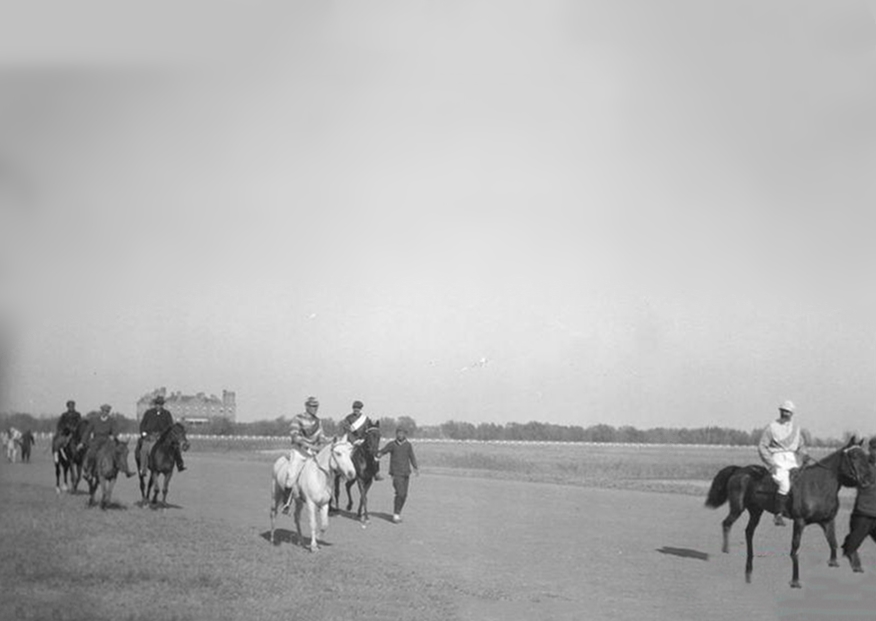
[52,420,88,494]
[86,439,134,509]
[705,437,872,588]
[332,423,382,524]
[136,422,189,507]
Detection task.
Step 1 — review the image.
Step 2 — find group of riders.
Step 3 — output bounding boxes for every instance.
[54,395,186,484]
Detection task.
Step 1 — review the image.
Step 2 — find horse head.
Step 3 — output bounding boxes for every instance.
[328,437,357,481]
[362,422,381,457]
[160,422,190,452]
[113,440,132,474]
[173,422,190,452]
[840,436,873,488]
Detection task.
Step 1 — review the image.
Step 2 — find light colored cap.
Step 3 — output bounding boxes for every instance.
[779,400,795,413]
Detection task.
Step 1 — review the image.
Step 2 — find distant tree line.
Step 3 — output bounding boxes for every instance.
[1,410,845,447]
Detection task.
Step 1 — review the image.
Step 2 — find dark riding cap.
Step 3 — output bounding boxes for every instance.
[305,396,319,407]
[152,395,166,405]
[66,400,75,407]
[100,404,111,413]
[352,400,364,409]
[869,437,876,450]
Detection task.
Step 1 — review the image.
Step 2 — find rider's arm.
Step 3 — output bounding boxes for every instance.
[757,426,774,466]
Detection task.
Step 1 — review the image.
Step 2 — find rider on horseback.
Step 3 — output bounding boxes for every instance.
[340,400,382,481]
[56,400,82,453]
[283,396,329,513]
[758,400,810,526]
[82,404,130,481]
[137,394,185,476]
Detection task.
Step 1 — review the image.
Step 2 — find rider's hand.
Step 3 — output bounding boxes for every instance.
[141,432,147,437]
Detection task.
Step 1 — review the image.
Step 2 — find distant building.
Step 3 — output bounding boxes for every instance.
[136,387,237,425]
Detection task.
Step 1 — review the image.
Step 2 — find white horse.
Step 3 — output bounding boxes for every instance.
[270,437,356,552]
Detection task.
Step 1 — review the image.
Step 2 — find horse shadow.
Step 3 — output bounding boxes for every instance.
[136,500,183,511]
[259,529,333,549]
[656,546,710,561]
[87,500,128,511]
[330,508,395,524]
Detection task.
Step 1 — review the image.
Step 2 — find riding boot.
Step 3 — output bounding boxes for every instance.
[774,493,788,526]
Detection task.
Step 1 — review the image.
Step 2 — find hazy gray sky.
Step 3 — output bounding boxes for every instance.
[1,1,875,438]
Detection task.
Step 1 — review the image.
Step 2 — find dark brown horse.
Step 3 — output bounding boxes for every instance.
[332,423,382,524]
[86,439,134,509]
[52,420,88,494]
[705,437,872,588]
[136,422,189,506]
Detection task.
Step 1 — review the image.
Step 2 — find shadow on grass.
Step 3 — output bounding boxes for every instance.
[132,500,184,510]
[656,546,709,561]
[85,500,129,511]
[259,529,333,549]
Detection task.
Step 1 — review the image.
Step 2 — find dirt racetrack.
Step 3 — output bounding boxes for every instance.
[5,449,876,620]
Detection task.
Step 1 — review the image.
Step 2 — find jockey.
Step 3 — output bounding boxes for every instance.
[138,394,185,476]
[283,396,329,512]
[758,400,809,526]
[341,400,382,481]
[81,404,122,481]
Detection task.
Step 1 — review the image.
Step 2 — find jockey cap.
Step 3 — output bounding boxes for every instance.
[779,400,795,414]
[352,400,364,409]
[305,396,319,407]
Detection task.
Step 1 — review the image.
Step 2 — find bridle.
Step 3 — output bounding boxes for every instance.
[842,445,870,487]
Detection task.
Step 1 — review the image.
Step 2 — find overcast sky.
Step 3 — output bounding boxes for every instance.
[1,1,875,438]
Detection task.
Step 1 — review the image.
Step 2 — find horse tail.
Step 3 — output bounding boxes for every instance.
[705,465,743,509]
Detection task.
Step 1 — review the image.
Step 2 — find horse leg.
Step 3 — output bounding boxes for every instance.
[55,459,64,494]
[821,519,840,568]
[330,474,340,513]
[308,500,319,552]
[319,502,330,540]
[293,498,304,547]
[102,477,116,510]
[358,478,372,524]
[161,471,173,506]
[721,505,744,554]
[71,462,81,493]
[790,520,805,588]
[345,479,355,512]
[744,509,763,583]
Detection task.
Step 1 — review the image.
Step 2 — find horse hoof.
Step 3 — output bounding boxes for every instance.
[829,560,840,568]
[790,581,802,589]
[854,567,865,573]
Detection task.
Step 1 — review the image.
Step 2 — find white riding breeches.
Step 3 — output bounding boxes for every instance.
[771,451,798,495]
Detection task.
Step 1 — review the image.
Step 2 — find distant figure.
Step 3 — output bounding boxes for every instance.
[376,426,419,523]
[283,396,330,512]
[841,437,876,573]
[82,404,124,482]
[138,394,185,476]
[758,400,809,526]
[6,427,22,462]
[20,430,35,463]
[341,400,382,481]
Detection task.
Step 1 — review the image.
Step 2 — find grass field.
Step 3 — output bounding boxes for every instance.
[2,441,858,621]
